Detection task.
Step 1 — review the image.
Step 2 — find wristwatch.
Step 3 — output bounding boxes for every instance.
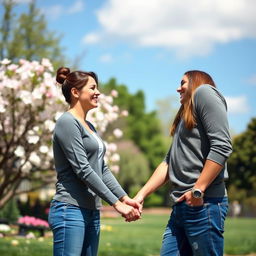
[191,188,204,199]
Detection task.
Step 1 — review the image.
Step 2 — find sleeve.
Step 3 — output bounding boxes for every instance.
[194,85,233,166]
[55,118,119,205]
[102,161,127,199]
[163,146,171,164]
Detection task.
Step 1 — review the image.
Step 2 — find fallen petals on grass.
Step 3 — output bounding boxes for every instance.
[100,224,113,231]
[11,239,19,246]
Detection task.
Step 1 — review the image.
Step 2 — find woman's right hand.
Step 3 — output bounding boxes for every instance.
[112,201,141,222]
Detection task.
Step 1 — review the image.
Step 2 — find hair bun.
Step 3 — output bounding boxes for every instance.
[56,67,70,84]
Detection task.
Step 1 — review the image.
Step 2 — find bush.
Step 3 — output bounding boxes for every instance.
[0,198,20,223]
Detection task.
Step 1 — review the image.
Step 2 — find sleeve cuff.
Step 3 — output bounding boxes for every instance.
[207,151,227,166]
[105,192,119,206]
[113,188,127,200]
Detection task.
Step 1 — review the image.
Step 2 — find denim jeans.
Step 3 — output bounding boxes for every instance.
[48,200,100,256]
[160,197,228,256]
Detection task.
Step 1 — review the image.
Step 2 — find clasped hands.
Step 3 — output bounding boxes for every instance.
[113,190,204,222]
[113,195,144,222]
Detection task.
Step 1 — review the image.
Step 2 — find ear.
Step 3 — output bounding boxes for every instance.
[70,87,80,99]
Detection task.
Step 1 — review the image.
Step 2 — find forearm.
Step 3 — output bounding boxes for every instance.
[194,159,224,192]
[136,161,169,199]
[102,168,127,198]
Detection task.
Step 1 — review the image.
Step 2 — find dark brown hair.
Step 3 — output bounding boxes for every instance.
[56,67,98,104]
[170,70,216,135]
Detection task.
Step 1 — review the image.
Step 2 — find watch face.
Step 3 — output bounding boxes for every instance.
[192,189,202,198]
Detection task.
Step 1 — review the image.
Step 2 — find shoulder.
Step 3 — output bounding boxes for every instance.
[55,112,81,131]
[56,112,74,125]
[194,84,227,109]
[194,84,217,97]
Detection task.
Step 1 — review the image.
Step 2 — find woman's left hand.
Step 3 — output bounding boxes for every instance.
[176,190,204,206]
[120,196,143,214]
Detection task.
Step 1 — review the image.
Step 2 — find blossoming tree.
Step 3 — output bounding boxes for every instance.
[0,58,126,208]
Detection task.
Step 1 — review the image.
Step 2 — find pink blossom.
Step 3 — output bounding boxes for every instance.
[111,165,120,174]
[111,90,118,97]
[7,64,18,71]
[1,58,11,65]
[107,143,117,152]
[113,128,123,138]
[112,105,119,112]
[111,153,120,162]
[18,216,49,228]
[121,110,129,117]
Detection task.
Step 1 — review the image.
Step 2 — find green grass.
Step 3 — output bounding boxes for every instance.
[0,215,255,256]
[225,218,256,255]
[99,214,167,256]
[0,237,52,256]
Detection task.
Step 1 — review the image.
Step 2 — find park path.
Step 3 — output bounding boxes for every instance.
[101,206,170,217]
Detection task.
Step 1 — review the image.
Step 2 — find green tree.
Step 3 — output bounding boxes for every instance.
[0,0,65,68]
[227,117,256,216]
[0,0,14,59]
[227,117,256,194]
[115,141,150,196]
[155,95,178,136]
[101,78,168,171]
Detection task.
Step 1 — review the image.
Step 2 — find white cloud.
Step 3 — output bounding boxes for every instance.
[225,95,250,114]
[43,1,84,20]
[43,5,63,20]
[84,0,256,58]
[67,0,85,14]
[82,33,101,44]
[99,54,113,63]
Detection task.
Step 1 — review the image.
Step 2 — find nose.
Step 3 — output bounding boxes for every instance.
[177,86,182,93]
[95,88,101,95]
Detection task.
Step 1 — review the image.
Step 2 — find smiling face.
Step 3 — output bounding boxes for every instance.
[82,76,100,109]
[72,76,100,110]
[177,75,190,104]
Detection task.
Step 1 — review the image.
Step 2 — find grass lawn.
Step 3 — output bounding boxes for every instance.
[224,217,256,255]
[0,214,255,256]
[99,214,256,256]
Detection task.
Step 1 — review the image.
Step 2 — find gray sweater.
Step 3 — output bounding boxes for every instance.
[165,85,233,204]
[52,112,127,210]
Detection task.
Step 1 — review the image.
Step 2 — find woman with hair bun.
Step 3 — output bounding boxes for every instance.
[48,67,141,256]
[134,70,233,256]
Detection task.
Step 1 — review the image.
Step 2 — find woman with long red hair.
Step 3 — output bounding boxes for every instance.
[135,70,232,256]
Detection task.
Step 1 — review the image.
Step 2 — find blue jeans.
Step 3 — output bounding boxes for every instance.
[160,197,228,256]
[48,200,100,256]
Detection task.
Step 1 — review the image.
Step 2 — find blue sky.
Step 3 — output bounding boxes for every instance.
[6,0,256,134]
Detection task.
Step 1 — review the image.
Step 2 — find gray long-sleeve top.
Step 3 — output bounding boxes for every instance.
[52,112,127,210]
[165,85,233,204]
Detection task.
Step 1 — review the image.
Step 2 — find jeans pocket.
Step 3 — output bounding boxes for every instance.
[184,201,204,210]
[48,201,58,227]
[48,200,67,227]
[218,202,229,232]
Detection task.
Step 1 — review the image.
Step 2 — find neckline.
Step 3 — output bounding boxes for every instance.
[66,111,96,135]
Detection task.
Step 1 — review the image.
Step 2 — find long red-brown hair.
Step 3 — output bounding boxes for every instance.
[170,70,216,136]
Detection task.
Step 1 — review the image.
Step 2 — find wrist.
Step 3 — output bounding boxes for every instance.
[135,192,145,201]
[112,200,122,208]
[120,195,129,202]
[191,187,204,199]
